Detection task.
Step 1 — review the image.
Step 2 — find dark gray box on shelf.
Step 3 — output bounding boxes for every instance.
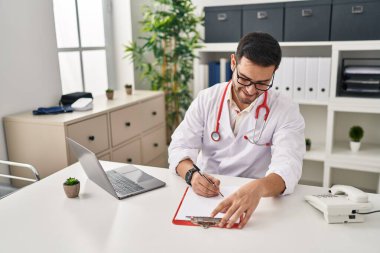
[284,0,332,42]
[243,3,284,41]
[204,5,242,43]
[331,0,380,41]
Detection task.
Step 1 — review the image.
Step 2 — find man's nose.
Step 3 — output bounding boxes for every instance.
[245,84,257,94]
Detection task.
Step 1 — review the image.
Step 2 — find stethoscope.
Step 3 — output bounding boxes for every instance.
[210,80,271,146]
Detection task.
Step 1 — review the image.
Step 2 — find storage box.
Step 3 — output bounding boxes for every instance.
[331,0,380,41]
[204,5,242,43]
[243,3,284,41]
[284,0,332,42]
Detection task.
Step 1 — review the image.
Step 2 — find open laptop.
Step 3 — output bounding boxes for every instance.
[67,138,166,199]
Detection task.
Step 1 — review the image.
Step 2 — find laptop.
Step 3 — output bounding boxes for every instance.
[67,138,166,199]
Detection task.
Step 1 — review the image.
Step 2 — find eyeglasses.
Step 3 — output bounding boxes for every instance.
[235,65,275,91]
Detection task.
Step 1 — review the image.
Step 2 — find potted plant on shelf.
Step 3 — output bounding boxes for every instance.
[105,88,114,100]
[63,177,80,198]
[124,84,133,95]
[124,0,203,143]
[305,138,311,151]
[349,126,364,152]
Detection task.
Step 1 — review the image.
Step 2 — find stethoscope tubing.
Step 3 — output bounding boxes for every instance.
[211,80,271,146]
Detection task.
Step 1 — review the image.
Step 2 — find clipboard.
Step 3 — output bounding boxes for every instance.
[172,186,239,229]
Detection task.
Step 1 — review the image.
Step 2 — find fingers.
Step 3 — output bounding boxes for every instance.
[211,199,231,217]
[192,173,221,197]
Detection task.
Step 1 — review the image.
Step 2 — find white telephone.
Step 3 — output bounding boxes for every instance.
[305,185,372,223]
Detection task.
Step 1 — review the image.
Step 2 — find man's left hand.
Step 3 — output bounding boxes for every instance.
[210,180,264,229]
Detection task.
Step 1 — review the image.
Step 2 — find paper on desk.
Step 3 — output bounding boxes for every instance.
[176,186,238,220]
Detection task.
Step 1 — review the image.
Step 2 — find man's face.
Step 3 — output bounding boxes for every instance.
[231,55,276,107]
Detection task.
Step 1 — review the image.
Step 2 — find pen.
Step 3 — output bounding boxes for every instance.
[193,164,224,197]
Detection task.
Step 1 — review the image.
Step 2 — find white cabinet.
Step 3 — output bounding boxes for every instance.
[4,90,168,186]
[193,41,380,193]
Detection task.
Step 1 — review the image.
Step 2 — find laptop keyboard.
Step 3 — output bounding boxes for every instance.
[106,171,144,195]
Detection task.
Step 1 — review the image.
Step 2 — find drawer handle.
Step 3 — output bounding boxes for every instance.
[286,87,290,91]
[297,87,301,91]
[309,88,313,92]
[302,8,313,17]
[153,143,159,147]
[321,88,325,92]
[217,13,227,21]
[352,5,363,14]
[152,111,157,116]
[125,122,131,127]
[257,11,268,20]
[127,158,132,163]
[88,135,95,141]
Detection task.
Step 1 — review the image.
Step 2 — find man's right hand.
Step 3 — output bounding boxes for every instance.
[191,172,221,198]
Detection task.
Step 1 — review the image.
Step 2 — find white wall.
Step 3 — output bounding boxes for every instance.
[112,0,135,90]
[0,0,62,180]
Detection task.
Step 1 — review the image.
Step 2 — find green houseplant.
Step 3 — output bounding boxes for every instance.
[124,0,203,142]
[349,126,364,152]
[106,88,114,100]
[63,177,80,198]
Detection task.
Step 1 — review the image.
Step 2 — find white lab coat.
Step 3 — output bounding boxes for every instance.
[168,82,305,195]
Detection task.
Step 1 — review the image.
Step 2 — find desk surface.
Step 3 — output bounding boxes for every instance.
[0,162,379,253]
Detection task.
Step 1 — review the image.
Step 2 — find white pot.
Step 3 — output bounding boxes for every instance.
[350,141,361,153]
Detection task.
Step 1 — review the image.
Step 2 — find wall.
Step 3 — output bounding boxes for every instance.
[0,0,62,181]
[111,0,135,90]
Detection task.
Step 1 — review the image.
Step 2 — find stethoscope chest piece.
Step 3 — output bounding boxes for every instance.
[211,131,221,142]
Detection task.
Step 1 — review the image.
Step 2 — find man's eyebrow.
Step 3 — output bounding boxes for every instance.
[239,71,271,83]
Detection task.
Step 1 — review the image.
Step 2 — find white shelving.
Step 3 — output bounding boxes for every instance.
[193,40,380,193]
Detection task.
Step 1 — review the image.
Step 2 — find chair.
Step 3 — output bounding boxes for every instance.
[0,160,40,199]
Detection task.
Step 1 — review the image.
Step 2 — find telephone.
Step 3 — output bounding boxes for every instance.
[305,185,372,223]
[71,98,93,111]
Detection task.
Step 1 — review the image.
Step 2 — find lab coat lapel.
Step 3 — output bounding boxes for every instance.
[218,94,235,140]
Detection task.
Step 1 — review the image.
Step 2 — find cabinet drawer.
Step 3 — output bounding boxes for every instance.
[112,139,142,165]
[110,103,142,147]
[67,114,109,154]
[331,0,380,41]
[98,153,111,161]
[205,5,242,43]
[142,127,166,164]
[284,0,331,42]
[141,96,165,131]
[243,3,284,42]
[147,152,168,168]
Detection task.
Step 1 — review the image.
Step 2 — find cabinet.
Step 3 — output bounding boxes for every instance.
[4,90,167,186]
[193,41,380,193]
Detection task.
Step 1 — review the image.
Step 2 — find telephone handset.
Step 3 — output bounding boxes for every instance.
[305,185,372,223]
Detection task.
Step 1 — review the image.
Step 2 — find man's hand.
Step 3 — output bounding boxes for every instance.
[211,180,264,229]
[210,173,286,229]
[191,172,221,197]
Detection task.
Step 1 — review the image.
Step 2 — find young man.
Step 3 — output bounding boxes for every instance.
[168,32,305,229]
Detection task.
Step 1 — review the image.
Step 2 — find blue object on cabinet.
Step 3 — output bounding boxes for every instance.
[226,61,233,81]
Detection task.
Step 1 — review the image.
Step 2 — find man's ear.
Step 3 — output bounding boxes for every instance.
[230,54,236,71]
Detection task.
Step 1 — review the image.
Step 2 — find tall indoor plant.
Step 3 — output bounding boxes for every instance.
[124,0,203,142]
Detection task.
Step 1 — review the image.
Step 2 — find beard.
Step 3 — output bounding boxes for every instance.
[232,81,262,106]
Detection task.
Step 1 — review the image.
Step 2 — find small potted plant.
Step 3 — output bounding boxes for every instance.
[349,126,364,152]
[105,88,114,100]
[124,84,133,95]
[305,138,311,151]
[63,177,80,198]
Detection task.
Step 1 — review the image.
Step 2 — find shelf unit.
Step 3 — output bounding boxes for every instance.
[193,40,380,193]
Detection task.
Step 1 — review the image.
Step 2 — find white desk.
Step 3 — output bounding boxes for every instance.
[0,161,379,253]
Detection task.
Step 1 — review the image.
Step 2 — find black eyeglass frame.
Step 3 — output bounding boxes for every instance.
[235,65,275,91]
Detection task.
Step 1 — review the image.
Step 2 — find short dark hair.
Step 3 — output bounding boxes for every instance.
[235,32,282,69]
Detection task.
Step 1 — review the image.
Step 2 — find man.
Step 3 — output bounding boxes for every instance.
[168,32,305,229]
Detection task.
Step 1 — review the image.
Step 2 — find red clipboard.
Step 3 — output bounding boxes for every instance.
[172,187,239,228]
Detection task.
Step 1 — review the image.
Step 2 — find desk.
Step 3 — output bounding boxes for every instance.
[0,161,379,253]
